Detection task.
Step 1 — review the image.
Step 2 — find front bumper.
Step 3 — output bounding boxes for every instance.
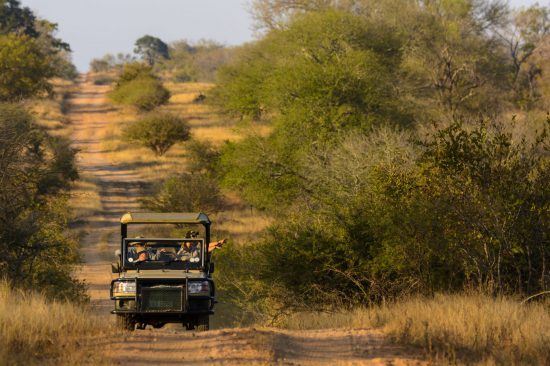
[110,277,215,315]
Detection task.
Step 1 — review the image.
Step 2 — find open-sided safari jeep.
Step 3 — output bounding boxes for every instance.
[110,212,220,331]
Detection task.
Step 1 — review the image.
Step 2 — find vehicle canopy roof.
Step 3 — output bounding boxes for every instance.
[120,212,211,225]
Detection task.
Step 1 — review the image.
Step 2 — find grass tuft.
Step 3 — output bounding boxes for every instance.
[279,294,550,365]
[0,281,110,365]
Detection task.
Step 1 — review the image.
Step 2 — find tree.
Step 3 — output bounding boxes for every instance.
[123,112,190,156]
[0,103,82,299]
[0,0,37,37]
[134,35,169,66]
[0,34,54,101]
[494,4,550,105]
[142,173,224,214]
[214,10,411,209]
[1,1,75,80]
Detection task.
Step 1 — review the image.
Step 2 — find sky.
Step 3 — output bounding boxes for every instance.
[22,0,255,71]
[21,0,547,71]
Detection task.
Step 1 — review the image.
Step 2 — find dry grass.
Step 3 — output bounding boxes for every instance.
[0,282,110,365]
[279,294,550,365]
[26,79,78,139]
[70,173,103,221]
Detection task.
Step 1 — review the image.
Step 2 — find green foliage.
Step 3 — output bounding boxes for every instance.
[109,77,170,111]
[0,0,37,37]
[123,112,190,156]
[134,35,169,66]
[210,0,550,321]
[214,11,413,209]
[155,39,233,82]
[92,75,114,86]
[219,121,549,312]
[1,2,75,80]
[0,34,54,101]
[109,62,170,111]
[89,53,134,73]
[0,103,83,299]
[186,139,222,176]
[114,62,154,85]
[142,172,224,214]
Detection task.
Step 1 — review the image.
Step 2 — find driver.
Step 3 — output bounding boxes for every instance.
[135,245,150,262]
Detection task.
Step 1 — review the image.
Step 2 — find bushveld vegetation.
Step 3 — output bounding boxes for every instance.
[0,0,83,300]
[108,62,170,111]
[123,111,191,156]
[0,2,94,363]
[199,1,550,363]
[91,37,234,83]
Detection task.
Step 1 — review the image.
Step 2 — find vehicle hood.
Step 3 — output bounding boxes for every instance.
[119,270,208,280]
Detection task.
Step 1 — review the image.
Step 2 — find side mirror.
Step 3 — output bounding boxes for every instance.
[209,262,215,274]
[115,249,121,258]
[111,262,120,274]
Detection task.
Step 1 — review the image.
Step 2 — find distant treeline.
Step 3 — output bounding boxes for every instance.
[205,0,550,319]
[0,0,82,299]
[90,37,234,83]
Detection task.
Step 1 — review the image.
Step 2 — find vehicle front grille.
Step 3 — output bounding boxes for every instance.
[140,285,183,312]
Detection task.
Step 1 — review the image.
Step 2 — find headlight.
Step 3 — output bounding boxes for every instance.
[187,281,210,295]
[113,281,136,296]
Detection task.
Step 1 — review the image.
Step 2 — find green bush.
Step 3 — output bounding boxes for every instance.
[0,34,54,101]
[0,103,82,299]
[123,112,190,156]
[142,172,224,214]
[217,120,549,312]
[93,75,114,85]
[109,77,170,111]
[186,139,221,176]
[115,62,153,85]
[109,62,170,111]
[214,11,412,210]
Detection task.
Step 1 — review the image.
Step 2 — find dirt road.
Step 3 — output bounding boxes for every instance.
[69,76,424,365]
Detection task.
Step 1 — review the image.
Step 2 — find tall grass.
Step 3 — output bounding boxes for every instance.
[0,282,109,365]
[279,294,550,365]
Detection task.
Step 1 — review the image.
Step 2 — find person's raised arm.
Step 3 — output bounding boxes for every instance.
[208,238,227,252]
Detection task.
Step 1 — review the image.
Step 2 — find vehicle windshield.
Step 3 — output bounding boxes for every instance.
[124,238,203,270]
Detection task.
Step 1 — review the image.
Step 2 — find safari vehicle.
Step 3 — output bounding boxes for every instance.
[111,212,218,331]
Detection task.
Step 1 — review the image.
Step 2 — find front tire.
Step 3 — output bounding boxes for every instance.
[116,315,135,331]
[195,315,209,331]
[186,315,209,331]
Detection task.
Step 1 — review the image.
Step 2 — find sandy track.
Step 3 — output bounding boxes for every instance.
[69,77,424,365]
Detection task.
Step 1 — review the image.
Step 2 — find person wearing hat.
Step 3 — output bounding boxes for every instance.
[177,238,227,262]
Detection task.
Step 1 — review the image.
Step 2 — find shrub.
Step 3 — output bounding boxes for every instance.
[186,139,221,176]
[0,34,54,101]
[109,62,170,111]
[216,120,549,312]
[0,103,82,298]
[142,172,224,214]
[93,75,115,85]
[109,76,170,111]
[115,62,153,85]
[123,112,190,156]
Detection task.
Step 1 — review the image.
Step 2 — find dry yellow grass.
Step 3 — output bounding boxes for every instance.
[70,173,103,221]
[26,79,78,139]
[0,282,110,365]
[279,294,550,365]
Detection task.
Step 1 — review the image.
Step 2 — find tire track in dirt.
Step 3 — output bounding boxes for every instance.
[69,75,425,365]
